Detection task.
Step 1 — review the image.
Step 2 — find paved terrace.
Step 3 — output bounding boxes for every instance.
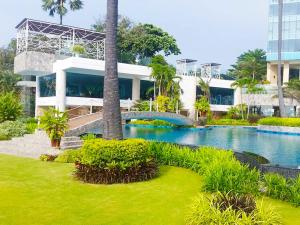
[66,111,194,137]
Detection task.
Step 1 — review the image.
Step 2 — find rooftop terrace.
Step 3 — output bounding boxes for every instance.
[16,18,105,60]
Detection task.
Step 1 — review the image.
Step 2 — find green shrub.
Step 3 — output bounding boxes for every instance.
[149,142,260,195]
[186,193,282,225]
[207,119,252,126]
[0,120,27,138]
[75,139,158,184]
[40,154,58,162]
[129,119,174,127]
[81,133,97,141]
[290,176,300,207]
[258,117,300,127]
[0,134,10,141]
[203,158,260,195]
[264,173,291,201]
[0,92,23,122]
[55,149,81,163]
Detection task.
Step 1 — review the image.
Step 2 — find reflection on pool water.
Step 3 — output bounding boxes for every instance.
[120,125,300,168]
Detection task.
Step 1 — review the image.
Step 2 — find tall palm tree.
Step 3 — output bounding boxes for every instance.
[231,77,250,119]
[42,0,83,25]
[103,0,123,140]
[277,0,286,117]
[198,77,211,100]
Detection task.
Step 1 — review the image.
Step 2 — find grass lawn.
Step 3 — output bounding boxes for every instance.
[0,154,299,225]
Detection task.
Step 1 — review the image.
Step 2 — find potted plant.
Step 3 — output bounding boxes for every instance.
[71,45,86,57]
[39,108,68,148]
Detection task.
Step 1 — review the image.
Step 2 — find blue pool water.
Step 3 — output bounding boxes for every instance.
[120,125,300,168]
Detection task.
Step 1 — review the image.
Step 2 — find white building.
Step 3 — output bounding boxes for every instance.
[14,19,238,119]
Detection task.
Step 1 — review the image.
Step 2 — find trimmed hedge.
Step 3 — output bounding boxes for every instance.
[75,139,158,184]
[149,142,260,195]
[129,119,175,127]
[207,119,253,126]
[258,117,300,127]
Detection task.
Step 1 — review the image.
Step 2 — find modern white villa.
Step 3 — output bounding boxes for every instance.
[14,18,239,119]
[14,18,300,120]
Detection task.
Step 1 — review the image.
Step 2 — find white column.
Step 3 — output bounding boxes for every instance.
[56,70,66,112]
[283,62,290,84]
[35,76,40,118]
[132,78,140,101]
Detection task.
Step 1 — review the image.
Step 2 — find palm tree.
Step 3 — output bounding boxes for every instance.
[198,77,211,100]
[42,0,83,25]
[231,77,250,119]
[238,49,267,81]
[102,0,123,140]
[277,0,286,117]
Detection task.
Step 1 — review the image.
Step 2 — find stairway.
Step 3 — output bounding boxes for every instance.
[60,136,83,150]
[68,111,103,130]
[0,130,59,159]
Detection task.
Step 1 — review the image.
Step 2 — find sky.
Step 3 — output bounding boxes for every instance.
[0,0,269,71]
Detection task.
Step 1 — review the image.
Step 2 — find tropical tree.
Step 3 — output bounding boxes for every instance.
[228,49,267,81]
[198,77,211,100]
[277,0,286,117]
[102,0,123,140]
[42,0,83,25]
[245,80,265,119]
[195,96,211,120]
[93,17,181,64]
[284,79,300,101]
[149,55,179,96]
[231,77,251,119]
[0,71,21,94]
[0,39,16,71]
[0,92,23,122]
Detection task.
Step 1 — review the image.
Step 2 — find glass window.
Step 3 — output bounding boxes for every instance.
[66,73,103,98]
[39,74,56,97]
[140,80,154,100]
[66,72,133,100]
[119,78,133,100]
[210,87,234,106]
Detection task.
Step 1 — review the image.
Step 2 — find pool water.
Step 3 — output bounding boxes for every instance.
[121,125,300,168]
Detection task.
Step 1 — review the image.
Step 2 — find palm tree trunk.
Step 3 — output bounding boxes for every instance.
[240,88,244,120]
[277,0,286,117]
[103,0,123,140]
[60,0,63,25]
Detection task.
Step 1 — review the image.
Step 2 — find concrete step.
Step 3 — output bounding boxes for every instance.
[61,144,82,150]
[61,140,83,147]
[61,136,81,142]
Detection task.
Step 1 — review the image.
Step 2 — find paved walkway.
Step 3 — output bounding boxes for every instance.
[0,131,60,159]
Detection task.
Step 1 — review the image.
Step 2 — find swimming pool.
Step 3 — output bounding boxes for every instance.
[120,125,300,168]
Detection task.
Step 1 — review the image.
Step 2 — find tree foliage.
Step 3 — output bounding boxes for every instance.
[42,0,83,24]
[92,16,181,64]
[228,49,267,81]
[0,92,23,123]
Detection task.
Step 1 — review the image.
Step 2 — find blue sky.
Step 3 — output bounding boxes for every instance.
[0,0,268,71]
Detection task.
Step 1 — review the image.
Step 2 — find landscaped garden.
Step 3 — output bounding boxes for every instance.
[1,148,300,225]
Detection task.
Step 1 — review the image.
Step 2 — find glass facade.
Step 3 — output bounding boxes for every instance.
[38,72,152,101]
[39,74,56,97]
[268,0,300,60]
[197,87,234,105]
[66,73,133,100]
[140,80,154,100]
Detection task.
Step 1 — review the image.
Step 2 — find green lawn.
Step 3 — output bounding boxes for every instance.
[0,154,299,225]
